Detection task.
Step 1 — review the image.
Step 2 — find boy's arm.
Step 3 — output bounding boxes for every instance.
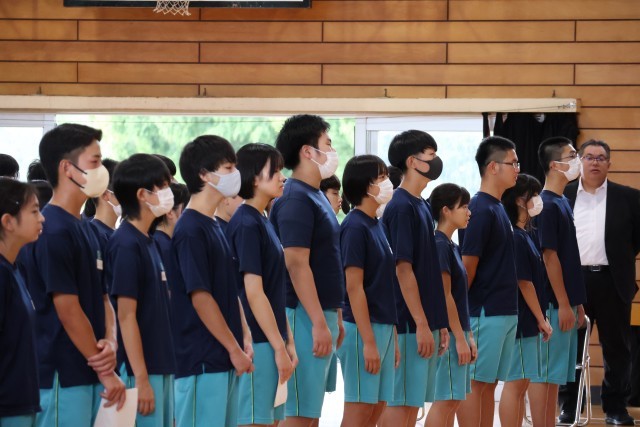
[238,297,253,360]
[191,290,254,375]
[87,295,118,375]
[396,261,433,358]
[53,293,103,360]
[117,297,154,416]
[462,256,479,288]
[244,275,293,382]
[542,249,575,332]
[283,247,331,358]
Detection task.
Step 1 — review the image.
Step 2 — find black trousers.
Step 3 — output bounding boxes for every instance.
[558,269,632,415]
[629,326,640,404]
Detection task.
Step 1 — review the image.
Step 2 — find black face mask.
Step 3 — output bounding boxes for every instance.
[414,156,444,181]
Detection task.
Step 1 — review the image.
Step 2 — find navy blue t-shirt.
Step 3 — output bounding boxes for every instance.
[17,205,106,388]
[340,209,397,325]
[382,188,448,333]
[227,204,287,343]
[90,219,114,255]
[0,256,40,417]
[152,230,172,275]
[514,228,547,338]
[171,209,243,378]
[270,178,345,310]
[215,216,229,237]
[434,231,471,332]
[536,190,586,307]
[461,192,518,317]
[107,221,176,376]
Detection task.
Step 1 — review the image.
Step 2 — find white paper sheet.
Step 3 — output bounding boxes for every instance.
[94,388,138,427]
[274,379,288,408]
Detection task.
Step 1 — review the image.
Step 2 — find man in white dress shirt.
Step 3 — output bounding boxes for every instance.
[560,140,640,426]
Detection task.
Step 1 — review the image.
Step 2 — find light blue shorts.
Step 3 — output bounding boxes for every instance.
[389,328,441,408]
[531,305,578,385]
[285,304,339,419]
[36,372,101,427]
[238,342,285,425]
[434,332,472,401]
[120,365,174,427]
[175,370,238,427]
[325,354,337,393]
[336,321,395,404]
[506,336,541,381]
[469,310,518,383]
[0,415,35,427]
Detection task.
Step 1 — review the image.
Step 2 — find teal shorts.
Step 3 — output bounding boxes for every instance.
[175,370,238,427]
[434,332,472,401]
[285,304,339,419]
[469,310,518,383]
[238,342,285,425]
[531,305,578,385]
[36,372,101,427]
[506,335,541,381]
[388,328,441,408]
[120,364,174,427]
[336,321,395,404]
[325,354,337,393]
[0,415,35,427]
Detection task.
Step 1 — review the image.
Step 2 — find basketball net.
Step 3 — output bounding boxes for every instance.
[154,0,191,16]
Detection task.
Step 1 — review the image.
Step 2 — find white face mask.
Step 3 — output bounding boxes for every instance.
[556,157,581,181]
[207,169,241,198]
[71,163,109,198]
[376,203,386,219]
[528,195,543,217]
[310,147,339,179]
[146,187,174,218]
[107,200,122,217]
[368,178,394,205]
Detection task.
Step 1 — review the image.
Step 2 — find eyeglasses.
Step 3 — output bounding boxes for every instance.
[581,155,609,164]
[556,153,579,161]
[495,161,521,170]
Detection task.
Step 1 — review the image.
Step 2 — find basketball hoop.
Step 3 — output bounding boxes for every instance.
[154,0,191,16]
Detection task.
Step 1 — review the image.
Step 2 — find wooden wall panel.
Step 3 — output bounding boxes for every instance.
[449,0,640,20]
[0,62,76,83]
[576,65,640,85]
[607,173,640,190]
[579,108,640,129]
[449,43,640,64]
[577,21,640,41]
[200,43,446,64]
[579,130,640,150]
[323,21,575,43]
[198,85,446,98]
[609,151,640,173]
[0,20,77,40]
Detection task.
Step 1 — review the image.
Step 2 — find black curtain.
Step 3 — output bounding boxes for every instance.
[486,112,579,184]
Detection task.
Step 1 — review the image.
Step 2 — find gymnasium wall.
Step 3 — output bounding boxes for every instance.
[0,0,639,384]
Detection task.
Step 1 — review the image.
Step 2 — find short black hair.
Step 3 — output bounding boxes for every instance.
[578,139,611,158]
[388,130,438,173]
[179,135,236,194]
[429,183,471,222]
[84,158,119,217]
[154,154,177,177]
[237,143,284,200]
[475,136,516,176]
[276,114,330,170]
[342,155,388,207]
[113,154,171,220]
[538,136,573,174]
[39,123,102,188]
[387,165,402,189]
[320,175,341,193]
[32,180,53,208]
[501,173,542,227]
[27,159,47,182]
[154,182,190,227]
[0,178,38,238]
[0,154,19,178]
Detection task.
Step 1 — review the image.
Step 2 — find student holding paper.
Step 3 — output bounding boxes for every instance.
[0,179,44,427]
[228,143,298,427]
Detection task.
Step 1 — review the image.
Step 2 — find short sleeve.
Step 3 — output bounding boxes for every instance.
[386,209,415,264]
[436,240,453,275]
[274,198,315,249]
[174,230,212,295]
[232,220,263,276]
[514,235,533,282]
[537,203,559,251]
[109,243,142,299]
[340,226,367,270]
[35,232,79,296]
[461,210,492,257]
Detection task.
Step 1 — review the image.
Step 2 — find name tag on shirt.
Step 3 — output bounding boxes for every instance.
[161,271,167,282]
[96,259,104,271]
